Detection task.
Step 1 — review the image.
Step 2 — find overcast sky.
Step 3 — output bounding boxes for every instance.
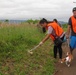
[0,0,76,22]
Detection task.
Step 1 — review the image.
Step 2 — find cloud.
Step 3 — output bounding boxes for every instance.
[0,0,75,21]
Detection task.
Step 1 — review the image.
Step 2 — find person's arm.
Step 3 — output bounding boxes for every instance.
[66,18,71,38]
[39,26,53,45]
[42,34,50,43]
[39,34,50,46]
[67,25,71,35]
[66,25,71,38]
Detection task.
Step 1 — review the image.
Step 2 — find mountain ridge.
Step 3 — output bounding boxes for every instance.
[0,20,67,24]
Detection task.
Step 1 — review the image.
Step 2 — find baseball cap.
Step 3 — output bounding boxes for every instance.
[73,7,76,12]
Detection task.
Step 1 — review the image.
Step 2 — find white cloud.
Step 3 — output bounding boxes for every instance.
[0,0,76,21]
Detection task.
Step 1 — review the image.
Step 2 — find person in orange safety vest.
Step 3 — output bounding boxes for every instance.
[66,7,76,61]
[38,18,65,63]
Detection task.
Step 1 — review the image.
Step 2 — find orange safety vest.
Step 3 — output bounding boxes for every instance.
[46,22,64,41]
[71,16,76,33]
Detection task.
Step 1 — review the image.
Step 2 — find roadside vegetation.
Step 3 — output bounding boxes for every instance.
[0,20,67,75]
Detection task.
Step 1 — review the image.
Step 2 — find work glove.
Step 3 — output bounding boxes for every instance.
[39,41,43,46]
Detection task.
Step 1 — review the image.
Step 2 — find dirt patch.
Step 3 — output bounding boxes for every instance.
[54,43,76,75]
[1,58,15,75]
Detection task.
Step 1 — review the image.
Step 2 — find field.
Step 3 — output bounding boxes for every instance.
[0,22,56,75]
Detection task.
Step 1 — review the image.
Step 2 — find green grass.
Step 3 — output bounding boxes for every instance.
[0,23,55,75]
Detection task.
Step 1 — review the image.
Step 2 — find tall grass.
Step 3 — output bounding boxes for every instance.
[0,23,55,75]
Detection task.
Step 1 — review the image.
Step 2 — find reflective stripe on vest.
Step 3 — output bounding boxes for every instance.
[71,16,76,33]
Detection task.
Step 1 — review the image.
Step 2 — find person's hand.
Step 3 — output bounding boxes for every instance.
[39,41,43,46]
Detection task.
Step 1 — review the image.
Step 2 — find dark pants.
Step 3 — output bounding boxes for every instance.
[53,35,65,59]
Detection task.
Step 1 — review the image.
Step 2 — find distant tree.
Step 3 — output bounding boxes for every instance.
[26,19,39,24]
[26,19,33,24]
[33,20,39,24]
[5,19,9,22]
